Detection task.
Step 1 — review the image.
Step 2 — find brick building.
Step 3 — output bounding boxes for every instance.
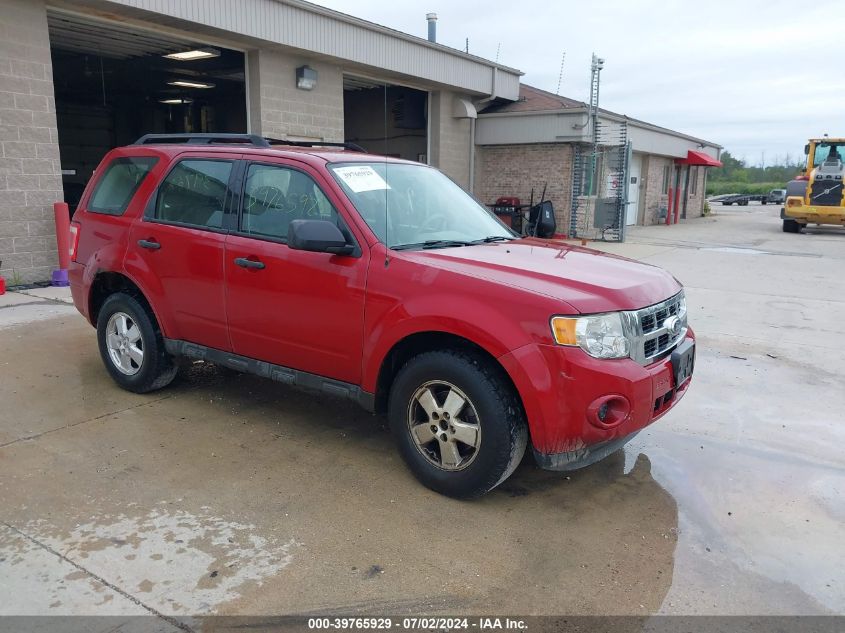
[0,0,520,283]
[0,1,719,283]
[475,85,721,236]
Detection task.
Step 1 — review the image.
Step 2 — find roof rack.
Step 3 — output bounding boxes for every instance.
[132,133,366,152]
[264,138,367,153]
[133,133,271,146]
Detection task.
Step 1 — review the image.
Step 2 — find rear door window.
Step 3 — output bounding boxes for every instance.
[154,159,233,229]
[88,157,158,215]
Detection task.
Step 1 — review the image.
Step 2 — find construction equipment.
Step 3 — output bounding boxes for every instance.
[782,137,845,232]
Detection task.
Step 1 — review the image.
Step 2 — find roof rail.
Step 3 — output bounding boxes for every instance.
[133,133,271,147]
[132,133,367,153]
[265,138,367,153]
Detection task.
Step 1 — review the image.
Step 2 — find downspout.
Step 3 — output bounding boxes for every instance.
[469,117,476,192]
[469,66,498,194]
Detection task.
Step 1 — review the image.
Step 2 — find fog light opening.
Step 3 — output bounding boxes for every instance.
[587,395,631,429]
[597,402,609,422]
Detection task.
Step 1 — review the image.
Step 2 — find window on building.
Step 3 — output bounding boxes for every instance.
[240,163,339,241]
[661,165,671,195]
[690,166,699,196]
[88,157,158,215]
[154,160,233,229]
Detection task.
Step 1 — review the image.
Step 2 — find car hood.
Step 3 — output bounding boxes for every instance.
[403,238,682,314]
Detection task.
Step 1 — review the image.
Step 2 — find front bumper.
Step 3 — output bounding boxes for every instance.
[784,204,845,225]
[499,330,695,470]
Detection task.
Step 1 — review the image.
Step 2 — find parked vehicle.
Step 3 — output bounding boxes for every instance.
[710,193,770,206]
[68,134,695,498]
[767,189,786,205]
[783,138,845,232]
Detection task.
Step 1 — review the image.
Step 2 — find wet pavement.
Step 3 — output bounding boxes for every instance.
[0,204,842,620]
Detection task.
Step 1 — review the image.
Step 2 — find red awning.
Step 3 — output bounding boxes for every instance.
[675,150,722,167]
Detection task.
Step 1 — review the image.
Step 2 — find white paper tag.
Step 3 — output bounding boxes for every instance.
[332,165,390,193]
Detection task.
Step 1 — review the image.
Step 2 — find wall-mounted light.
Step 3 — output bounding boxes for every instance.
[168,80,215,89]
[296,65,318,91]
[159,97,193,105]
[163,48,220,61]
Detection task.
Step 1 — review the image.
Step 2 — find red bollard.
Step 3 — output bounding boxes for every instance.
[52,202,71,287]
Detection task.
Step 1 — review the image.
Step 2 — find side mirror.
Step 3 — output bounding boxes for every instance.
[288,219,354,255]
[804,143,810,156]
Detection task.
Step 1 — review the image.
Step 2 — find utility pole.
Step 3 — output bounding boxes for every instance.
[587,53,605,196]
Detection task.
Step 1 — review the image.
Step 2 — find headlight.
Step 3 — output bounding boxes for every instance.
[551,312,631,359]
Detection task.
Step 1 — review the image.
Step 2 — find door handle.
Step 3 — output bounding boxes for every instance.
[138,239,160,250]
[234,257,265,270]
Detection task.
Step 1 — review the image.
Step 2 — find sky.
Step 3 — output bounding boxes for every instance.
[309,0,845,166]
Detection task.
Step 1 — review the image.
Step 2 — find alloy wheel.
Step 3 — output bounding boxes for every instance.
[407,380,481,471]
[105,311,144,375]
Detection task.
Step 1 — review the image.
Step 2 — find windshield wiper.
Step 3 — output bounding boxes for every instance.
[470,235,515,244]
[392,239,473,251]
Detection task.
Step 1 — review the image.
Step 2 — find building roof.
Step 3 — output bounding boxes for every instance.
[479,83,721,150]
[70,0,522,99]
[481,84,585,114]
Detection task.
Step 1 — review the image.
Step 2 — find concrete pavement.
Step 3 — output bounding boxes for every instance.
[0,203,842,622]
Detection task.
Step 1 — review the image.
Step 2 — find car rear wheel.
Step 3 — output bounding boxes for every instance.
[388,349,528,498]
[97,292,177,393]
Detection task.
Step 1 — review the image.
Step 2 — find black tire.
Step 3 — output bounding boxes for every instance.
[96,292,177,393]
[782,219,801,233]
[388,349,528,499]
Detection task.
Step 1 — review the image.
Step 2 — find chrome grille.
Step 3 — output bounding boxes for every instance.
[624,291,687,365]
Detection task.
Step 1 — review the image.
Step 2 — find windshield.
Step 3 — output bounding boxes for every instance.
[328,162,514,249]
[813,143,845,167]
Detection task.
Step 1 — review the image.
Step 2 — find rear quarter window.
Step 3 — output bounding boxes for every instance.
[88,157,158,215]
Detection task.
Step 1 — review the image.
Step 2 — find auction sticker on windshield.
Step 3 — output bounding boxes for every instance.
[332,165,390,193]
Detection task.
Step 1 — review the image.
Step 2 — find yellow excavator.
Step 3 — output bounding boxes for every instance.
[782,137,845,232]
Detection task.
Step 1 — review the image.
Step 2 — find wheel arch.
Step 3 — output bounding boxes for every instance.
[88,271,166,333]
[372,331,527,421]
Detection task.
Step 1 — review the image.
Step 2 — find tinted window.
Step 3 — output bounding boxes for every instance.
[240,163,339,240]
[89,157,157,215]
[155,160,233,229]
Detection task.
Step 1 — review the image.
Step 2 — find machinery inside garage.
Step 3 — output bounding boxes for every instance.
[343,76,428,162]
[47,10,247,209]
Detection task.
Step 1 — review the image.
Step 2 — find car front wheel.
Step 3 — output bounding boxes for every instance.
[388,350,528,498]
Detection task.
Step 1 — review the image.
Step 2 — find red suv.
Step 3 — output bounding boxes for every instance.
[69,134,695,498]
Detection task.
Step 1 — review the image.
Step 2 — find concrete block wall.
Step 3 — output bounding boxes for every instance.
[0,0,62,284]
[474,143,573,231]
[429,91,471,189]
[247,49,344,142]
